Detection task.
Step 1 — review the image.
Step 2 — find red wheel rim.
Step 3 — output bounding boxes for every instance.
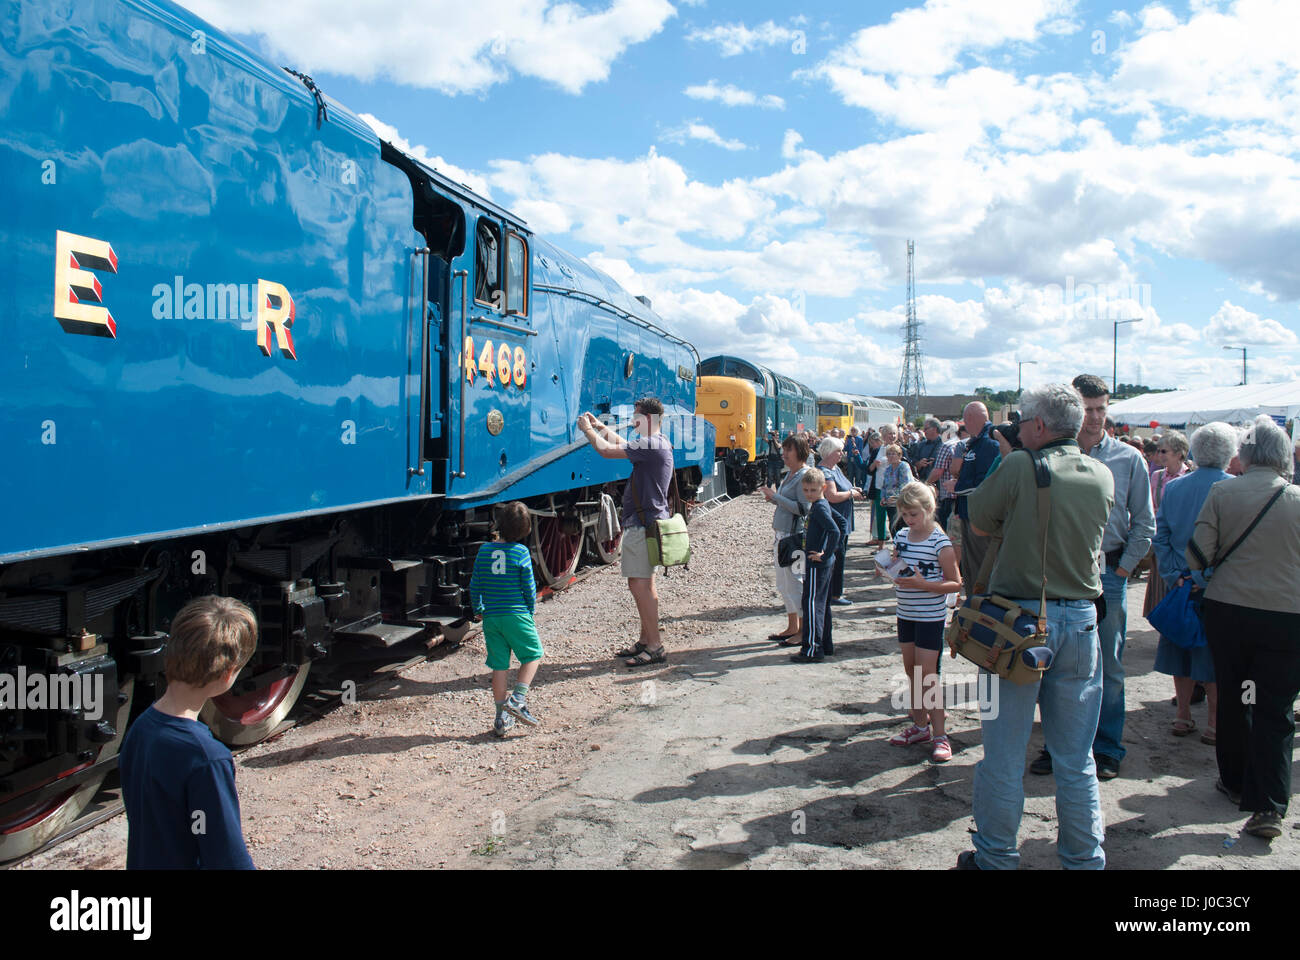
[538,517,581,583]
[210,674,298,726]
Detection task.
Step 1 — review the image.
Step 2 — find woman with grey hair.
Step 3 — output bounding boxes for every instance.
[1188,415,1300,839]
[1151,423,1236,744]
[760,434,812,643]
[818,435,866,606]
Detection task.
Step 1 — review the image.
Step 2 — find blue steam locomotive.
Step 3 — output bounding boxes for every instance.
[0,0,712,859]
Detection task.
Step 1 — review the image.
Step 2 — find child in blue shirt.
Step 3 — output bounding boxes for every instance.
[792,470,848,663]
[469,501,544,737]
[118,595,258,869]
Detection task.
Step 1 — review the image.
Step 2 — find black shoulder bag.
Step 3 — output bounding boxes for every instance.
[777,502,807,568]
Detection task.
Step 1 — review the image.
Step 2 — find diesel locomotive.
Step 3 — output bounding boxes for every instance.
[0,0,713,859]
[815,392,904,437]
[695,355,817,493]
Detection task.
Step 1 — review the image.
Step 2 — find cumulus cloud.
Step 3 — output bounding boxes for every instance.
[1107,0,1300,132]
[823,0,1079,78]
[662,121,747,151]
[1204,301,1299,345]
[818,65,1089,149]
[684,80,785,109]
[180,0,674,94]
[488,147,771,247]
[343,0,1300,394]
[686,20,800,56]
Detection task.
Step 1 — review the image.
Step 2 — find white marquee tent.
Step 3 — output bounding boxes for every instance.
[1108,381,1300,439]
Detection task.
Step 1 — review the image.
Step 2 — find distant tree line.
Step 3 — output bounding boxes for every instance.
[974,383,1175,406]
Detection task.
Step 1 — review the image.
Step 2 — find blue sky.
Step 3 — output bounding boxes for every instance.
[184,0,1300,397]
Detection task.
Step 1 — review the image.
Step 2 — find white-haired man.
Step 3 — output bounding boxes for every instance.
[958,383,1114,870]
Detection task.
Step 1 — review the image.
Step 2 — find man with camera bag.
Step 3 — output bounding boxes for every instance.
[956,383,1114,871]
[1026,374,1154,781]
[579,398,674,668]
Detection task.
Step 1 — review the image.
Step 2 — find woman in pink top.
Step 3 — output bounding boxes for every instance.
[1143,430,1190,624]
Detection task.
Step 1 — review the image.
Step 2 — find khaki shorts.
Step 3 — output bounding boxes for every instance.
[947,515,964,550]
[620,525,655,579]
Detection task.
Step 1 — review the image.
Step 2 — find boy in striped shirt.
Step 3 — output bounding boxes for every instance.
[469,502,544,737]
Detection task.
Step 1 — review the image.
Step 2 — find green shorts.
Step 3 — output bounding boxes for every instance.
[482,612,544,671]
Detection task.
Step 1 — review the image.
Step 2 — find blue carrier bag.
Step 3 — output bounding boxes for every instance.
[1146,581,1206,650]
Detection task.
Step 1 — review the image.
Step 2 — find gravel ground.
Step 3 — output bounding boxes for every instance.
[18,493,1300,870]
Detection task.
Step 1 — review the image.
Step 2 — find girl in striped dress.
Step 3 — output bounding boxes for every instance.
[881,482,962,762]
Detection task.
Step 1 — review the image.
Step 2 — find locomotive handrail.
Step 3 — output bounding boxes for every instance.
[470,315,538,337]
[533,283,700,363]
[414,247,430,477]
[455,269,468,478]
[405,249,416,477]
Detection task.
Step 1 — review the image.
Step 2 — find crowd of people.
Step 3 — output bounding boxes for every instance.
[115,389,1299,871]
[746,377,1300,868]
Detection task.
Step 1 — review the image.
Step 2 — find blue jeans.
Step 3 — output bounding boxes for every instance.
[972,599,1105,870]
[1093,568,1129,763]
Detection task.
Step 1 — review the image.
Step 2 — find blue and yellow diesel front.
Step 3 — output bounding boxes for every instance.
[697,376,758,464]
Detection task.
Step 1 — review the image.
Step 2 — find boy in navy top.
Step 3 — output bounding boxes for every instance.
[793,470,848,663]
[469,501,543,737]
[119,595,258,869]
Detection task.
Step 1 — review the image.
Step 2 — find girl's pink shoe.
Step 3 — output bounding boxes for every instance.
[889,723,932,746]
[930,735,952,762]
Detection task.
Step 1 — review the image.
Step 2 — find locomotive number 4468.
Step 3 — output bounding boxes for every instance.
[463,336,527,389]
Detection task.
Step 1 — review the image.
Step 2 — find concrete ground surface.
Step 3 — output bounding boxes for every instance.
[18,494,1297,870]
[487,527,1297,870]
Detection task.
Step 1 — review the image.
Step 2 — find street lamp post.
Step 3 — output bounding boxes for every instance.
[1223,346,1247,385]
[1113,319,1141,395]
[1017,360,1038,396]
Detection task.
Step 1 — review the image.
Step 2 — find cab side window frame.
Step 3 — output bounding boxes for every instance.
[473,217,503,312]
[505,231,529,318]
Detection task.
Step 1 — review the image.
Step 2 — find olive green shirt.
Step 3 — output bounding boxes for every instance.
[967,438,1115,600]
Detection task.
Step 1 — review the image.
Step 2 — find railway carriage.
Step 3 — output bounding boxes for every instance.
[0,0,713,859]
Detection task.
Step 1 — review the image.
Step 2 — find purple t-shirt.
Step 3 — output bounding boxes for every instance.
[622,433,674,527]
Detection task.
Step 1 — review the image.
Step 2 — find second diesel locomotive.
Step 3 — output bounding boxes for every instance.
[816,392,904,437]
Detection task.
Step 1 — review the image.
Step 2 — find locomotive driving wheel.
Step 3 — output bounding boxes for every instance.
[0,676,134,863]
[585,526,622,565]
[531,515,582,588]
[200,662,311,747]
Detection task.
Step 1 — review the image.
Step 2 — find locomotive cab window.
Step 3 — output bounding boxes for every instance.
[506,232,528,317]
[474,218,502,309]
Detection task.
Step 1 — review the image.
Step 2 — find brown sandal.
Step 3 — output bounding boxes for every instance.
[625,646,666,667]
[616,641,646,658]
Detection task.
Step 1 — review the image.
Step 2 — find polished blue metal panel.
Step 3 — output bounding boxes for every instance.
[1,0,429,561]
[1,0,711,564]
